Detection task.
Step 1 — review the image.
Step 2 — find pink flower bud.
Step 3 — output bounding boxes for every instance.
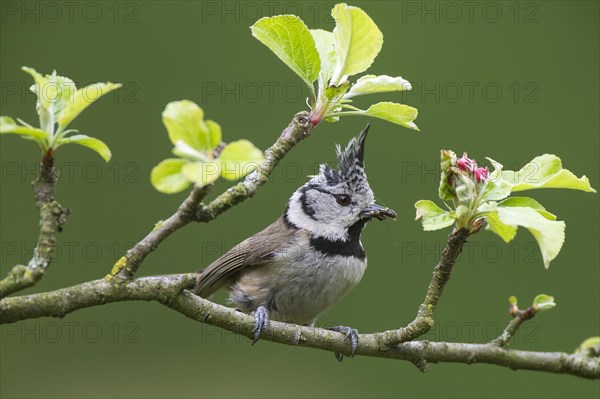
[456,152,477,172]
[474,167,489,182]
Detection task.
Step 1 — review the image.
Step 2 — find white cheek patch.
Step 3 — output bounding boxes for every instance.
[287,191,348,241]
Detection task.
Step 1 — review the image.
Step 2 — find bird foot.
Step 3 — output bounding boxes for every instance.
[328,325,359,362]
[251,305,269,344]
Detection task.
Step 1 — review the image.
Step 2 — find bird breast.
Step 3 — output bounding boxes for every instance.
[230,243,367,326]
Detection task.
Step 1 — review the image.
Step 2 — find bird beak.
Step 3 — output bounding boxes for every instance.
[360,204,397,221]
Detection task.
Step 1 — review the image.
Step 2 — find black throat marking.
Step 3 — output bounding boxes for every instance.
[309,219,367,260]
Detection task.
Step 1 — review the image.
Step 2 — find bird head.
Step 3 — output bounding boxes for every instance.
[285,124,396,240]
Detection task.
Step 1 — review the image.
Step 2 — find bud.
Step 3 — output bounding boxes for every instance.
[456,152,477,172]
[474,167,489,182]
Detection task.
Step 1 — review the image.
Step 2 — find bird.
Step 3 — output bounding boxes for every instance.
[193,123,396,359]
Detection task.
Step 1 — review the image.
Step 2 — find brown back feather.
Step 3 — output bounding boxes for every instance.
[194,217,298,298]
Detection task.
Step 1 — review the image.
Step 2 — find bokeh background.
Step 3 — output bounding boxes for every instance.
[1,1,599,398]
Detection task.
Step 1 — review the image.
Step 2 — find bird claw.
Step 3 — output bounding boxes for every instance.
[328,325,359,361]
[251,305,269,344]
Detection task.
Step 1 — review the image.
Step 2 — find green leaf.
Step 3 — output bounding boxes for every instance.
[502,154,596,193]
[508,296,518,306]
[532,294,556,312]
[57,134,112,162]
[22,67,77,132]
[330,3,383,85]
[181,161,221,186]
[496,206,565,268]
[162,100,212,151]
[498,197,556,220]
[0,116,49,140]
[414,200,455,231]
[151,159,191,194]
[439,150,457,201]
[58,82,121,130]
[362,102,419,130]
[22,66,51,109]
[206,120,222,149]
[219,139,265,180]
[251,15,320,88]
[485,210,518,243]
[479,157,512,201]
[344,75,412,99]
[172,140,206,161]
[575,337,600,356]
[480,179,513,202]
[310,29,336,90]
[323,81,351,101]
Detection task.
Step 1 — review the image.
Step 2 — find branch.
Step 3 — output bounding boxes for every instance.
[0,152,69,298]
[113,185,212,279]
[492,301,536,347]
[111,111,312,279]
[1,275,597,379]
[195,111,311,222]
[372,228,470,345]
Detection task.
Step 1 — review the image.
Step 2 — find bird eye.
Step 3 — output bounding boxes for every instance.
[335,194,351,206]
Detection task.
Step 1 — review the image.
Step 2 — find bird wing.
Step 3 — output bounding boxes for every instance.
[194,217,298,298]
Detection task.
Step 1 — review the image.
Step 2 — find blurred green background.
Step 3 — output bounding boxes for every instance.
[1,1,598,398]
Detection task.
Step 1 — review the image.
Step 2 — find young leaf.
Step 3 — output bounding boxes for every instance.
[323,81,351,102]
[439,150,457,201]
[0,116,49,140]
[361,102,419,130]
[251,15,320,88]
[219,139,265,180]
[479,158,512,201]
[21,67,50,108]
[414,200,455,231]
[479,179,513,202]
[502,154,596,193]
[162,100,211,151]
[485,210,517,243]
[310,29,336,90]
[330,3,383,85]
[344,75,412,99]
[181,161,221,186]
[496,206,565,268]
[206,120,222,149]
[47,73,77,118]
[172,140,207,161]
[151,158,191,194]
[575,337,600,356]
[58,82,121,130]
[57,134,112,162]
[532,294,556,312]
[498,197,556,220]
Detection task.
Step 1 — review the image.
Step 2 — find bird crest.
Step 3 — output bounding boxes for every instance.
[316,123,371,193]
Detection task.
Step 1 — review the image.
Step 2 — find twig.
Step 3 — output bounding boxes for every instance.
[0,275,597,380]
[113,185,212,279]
[111,111,312,279]
[0,152,69,298]
[195,111,312,222]
[373,228,470,345]
[492,303,536,347]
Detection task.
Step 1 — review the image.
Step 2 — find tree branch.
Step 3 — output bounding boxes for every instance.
[113,185,212,279]
[0,152,69,298]
[1,274,597,379]
[111,111,312,279]
[2,114,596,380]
[195,111,311,222]
[372,228,470,345]
[492,302,536,347]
